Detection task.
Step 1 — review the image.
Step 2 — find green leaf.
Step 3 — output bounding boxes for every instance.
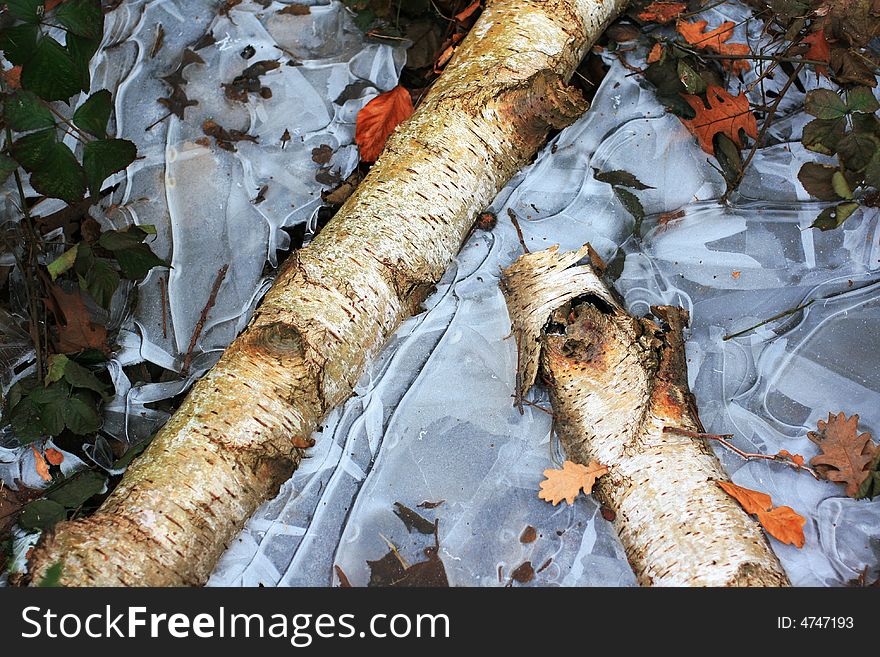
[0,154,18,184]
[846,87,880,114]
[856,455,880,499]
[801,118,845,155]
[37,398,65,436]
[77,253,119,309]
[20,36,82,102]
[47,243,79,280]
[811,202,860,231]
[64,32,100,92]
[29,380,70,405]
[8,397,43,443]
[28,141,86,203]
[804,89,847,120]
[45,353,70,385]
[47,470,106,508]
[97,225,148,251]
[11,127,56,170]
[836,132,878,171]
[36,562,64,587]
[18,499,66,532]
[5,0,43,23]
[82,138,136,195]
[0,23,39,65]
[865,151,880,189]
[62,393,101,435]
[61,359,107,395]
[831,171,852,199]
[3,90,54,131]
[114,243,167,280]
[72,89,111,138]
[53,0,103,39]
[677,60,706,95]
[797,162,840,200]
[613,186,644,221]
[594,169,653,190]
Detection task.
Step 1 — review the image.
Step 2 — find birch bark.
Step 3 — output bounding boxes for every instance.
[27,0,628,586]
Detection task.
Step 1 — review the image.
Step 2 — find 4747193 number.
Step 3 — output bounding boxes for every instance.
[777,617,854,629]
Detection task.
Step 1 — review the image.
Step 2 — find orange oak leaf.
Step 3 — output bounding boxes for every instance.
[680,85,757,156]
[802,30,830,77]
[718,481,806,547]
[3,65,21,90]
[44,448,64,466]
[454,0,481,24]
[808,412,878,497]
[539,460,608,506]
[676,20,751,74]
[647,43,664,64]
[355,85,414,162]
[32,446,51,482]
[638,1,687,24]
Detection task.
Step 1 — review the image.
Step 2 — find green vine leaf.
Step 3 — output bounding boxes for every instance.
[836,132,878,171]
[65,31,100,91]
[28,141,87,203]
[866,151,880,189]
[53,0,104,39]
[801,118,845,155]
[46,470,106,508]
[831,171,852,199]
[74,244,119,309]
[82,137,136,195]
[804,89,847,120]
[798,162,841,200]
[811,202,860,231]
[846,87,880,114]
[72,89,111,138]
[20,37,82,101]
[0,154,18,184]
[0,23,39,65]
[18,500,66,532]
[47,243,79,280]
[5,0,44,23]
[3,89,54,131]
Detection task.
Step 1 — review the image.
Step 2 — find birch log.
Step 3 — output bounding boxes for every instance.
[26,0,629,586]
[501,245,790,586]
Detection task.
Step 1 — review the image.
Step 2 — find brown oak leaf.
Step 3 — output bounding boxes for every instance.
[718,481,805,548]
[638,1,687,24]
[45,285,109,354]
[680,86,758,156]
[808,412,878,497]
[539,460,608,506]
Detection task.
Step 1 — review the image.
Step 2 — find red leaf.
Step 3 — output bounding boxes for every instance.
[355,85,414,163]
[44,448,65,466]
[33,446,51,482]
[638,1,687,24]
[802,30,830,77]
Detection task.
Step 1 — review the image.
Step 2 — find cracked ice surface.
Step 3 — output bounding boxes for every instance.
[210,6,880,587]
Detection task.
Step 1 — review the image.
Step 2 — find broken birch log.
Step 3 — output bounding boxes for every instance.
[26,0,629,586]
[501,245,790,586]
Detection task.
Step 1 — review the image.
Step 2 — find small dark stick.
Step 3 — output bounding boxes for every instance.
[507,208,529,253]
[159,276,168,339]
[181,264,229,376]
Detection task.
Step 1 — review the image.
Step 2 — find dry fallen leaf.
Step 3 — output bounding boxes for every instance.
[45,285,109,354]
[717,481,806,548]
[676,20,751,74]
[539,460,608,506]
[681,86,758,156]
[777,449,805,467]
[44,448,64,466]
[638,1,687,24]
[801,30,830,77]
[32,446,51,482]
[355,85,414,163]
[647,43,664,64]
[808,412,878,497]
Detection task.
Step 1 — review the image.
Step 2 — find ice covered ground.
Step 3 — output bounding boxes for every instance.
[3,0,879,586]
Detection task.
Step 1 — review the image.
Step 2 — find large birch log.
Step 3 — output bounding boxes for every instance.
[501,245,790,586]
[26,0,629,586]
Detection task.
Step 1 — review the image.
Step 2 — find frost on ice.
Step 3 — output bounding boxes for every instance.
[1,1,878,587]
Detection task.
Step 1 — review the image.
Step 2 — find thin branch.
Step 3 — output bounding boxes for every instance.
[181,264,228,376]
[723,299,813,340]
[507,208,529,254]
[663,426,820,479]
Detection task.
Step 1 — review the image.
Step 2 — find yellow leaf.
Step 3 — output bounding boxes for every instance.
[539,460,608,506]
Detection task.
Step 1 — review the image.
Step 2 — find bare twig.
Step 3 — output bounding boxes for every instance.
[507,208,529,254]
[723,299,813,341]
[663,426,820,479]
[181,264,228,376]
